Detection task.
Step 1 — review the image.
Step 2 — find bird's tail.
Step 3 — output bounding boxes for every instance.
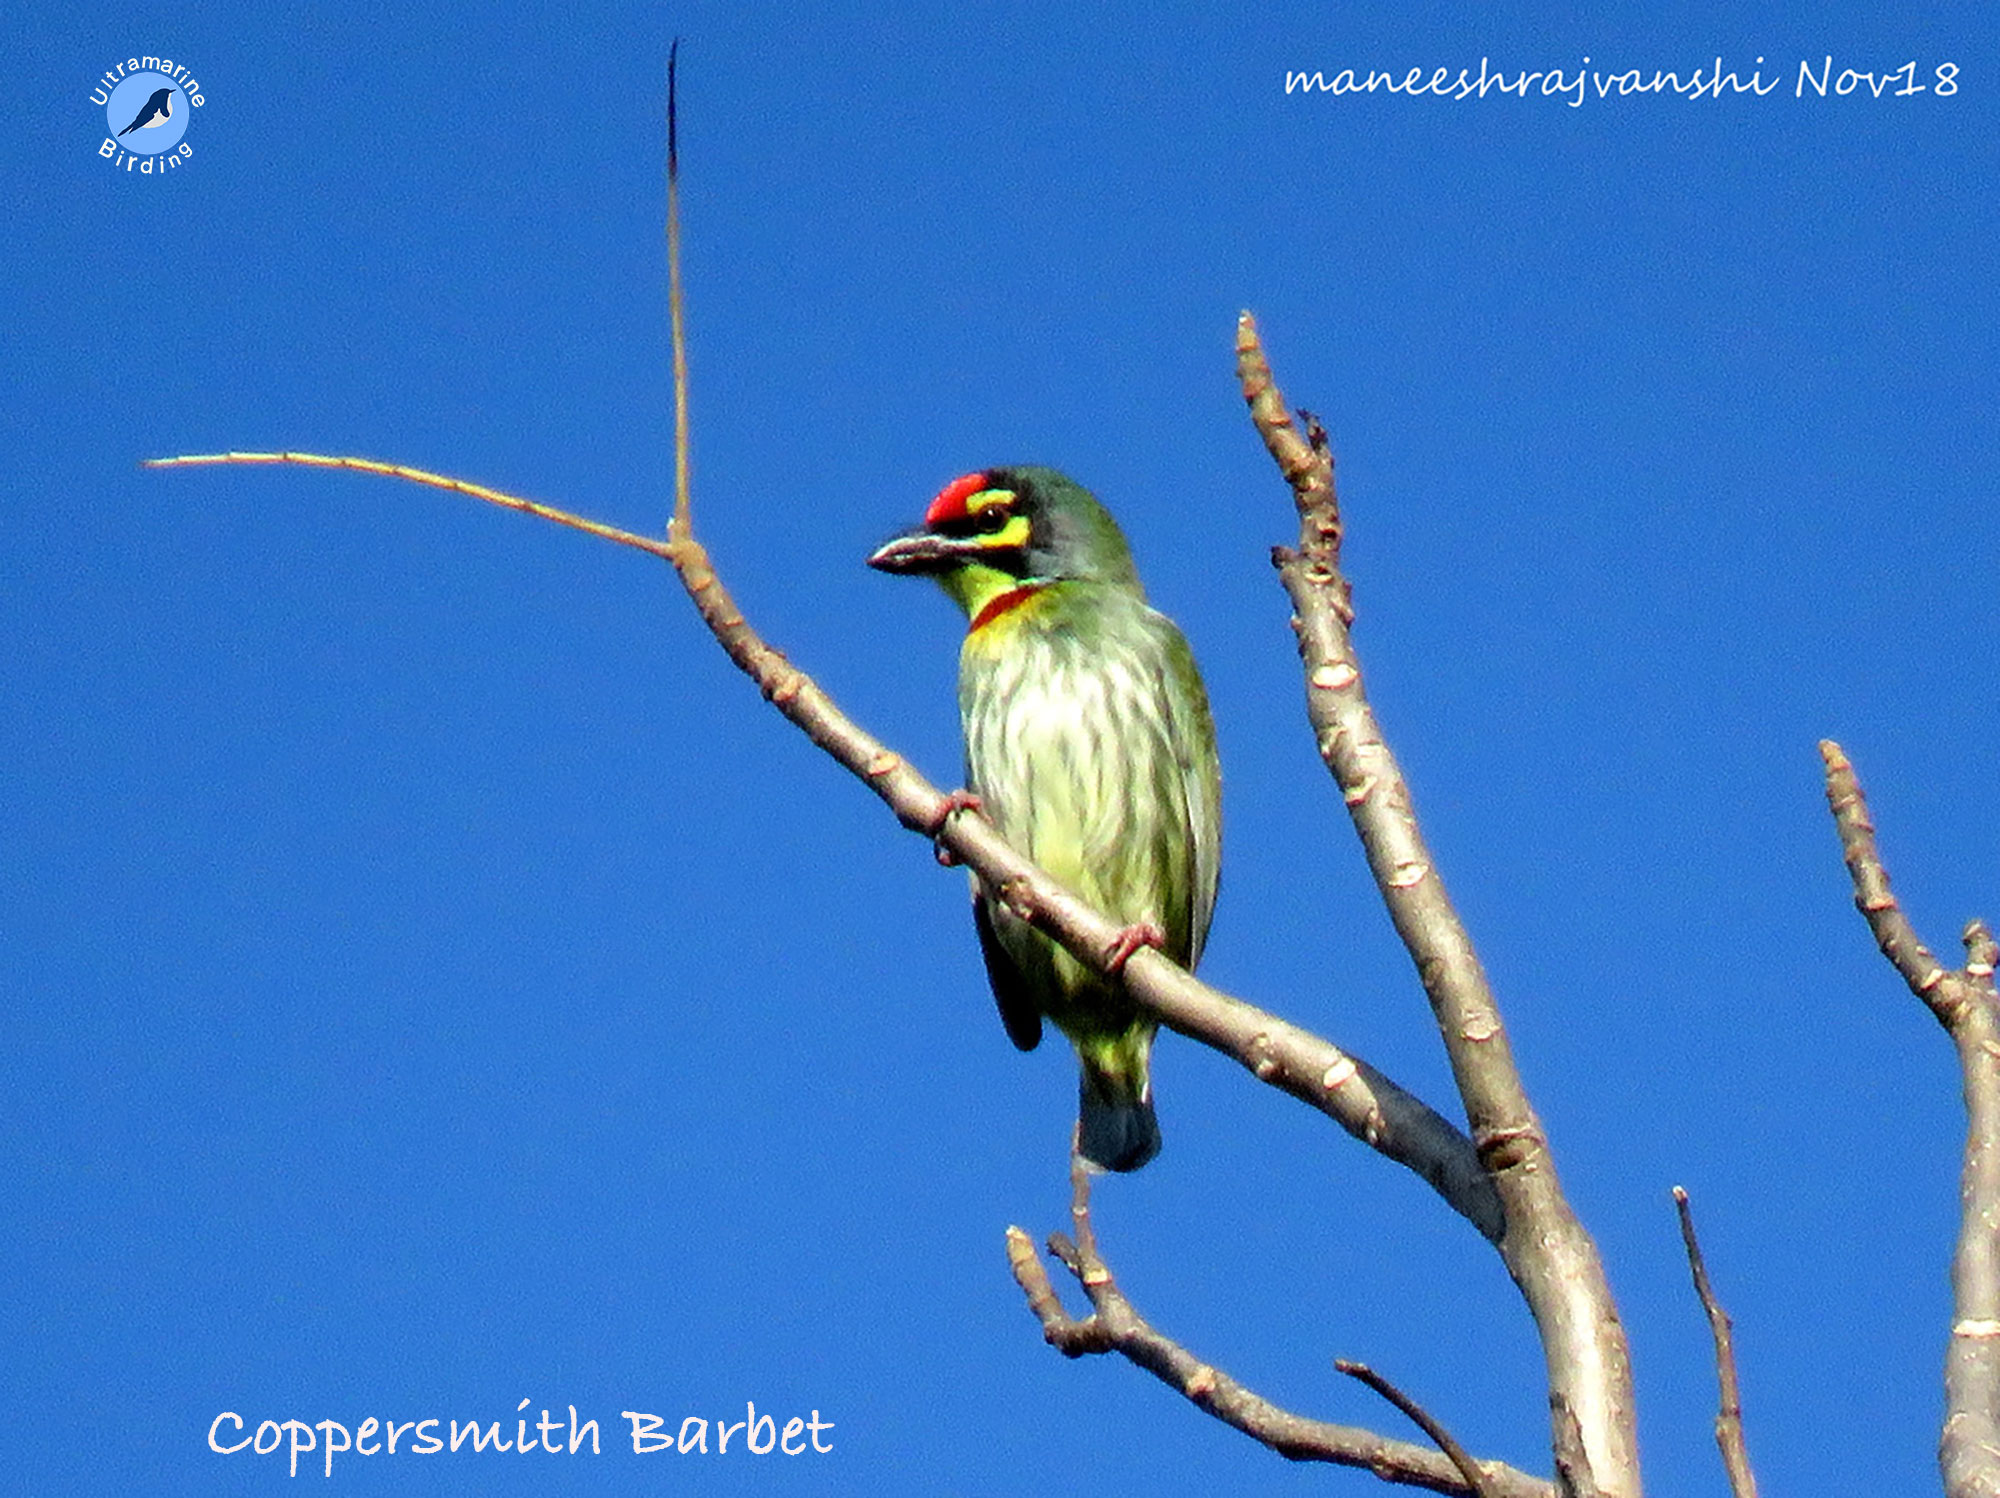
[1077,1031,1161,1172]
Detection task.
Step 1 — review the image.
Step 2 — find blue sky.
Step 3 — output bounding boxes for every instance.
[5,2,1996,1493]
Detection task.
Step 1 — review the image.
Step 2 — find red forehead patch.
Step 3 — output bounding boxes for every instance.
[924,471,990,527]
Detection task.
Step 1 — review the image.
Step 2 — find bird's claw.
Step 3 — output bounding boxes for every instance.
[931,789,984,866]
[1103,921,1167,974]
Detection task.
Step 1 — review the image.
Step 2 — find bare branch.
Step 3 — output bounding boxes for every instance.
[145,454,1499,1238]
[1820,741,2000,1498]
[1236,313,1640,1497]
[1335,1360,1503,1498]
[1005,1173,1552,1498]
[1671,1187,1759,1498]
[1820,739,1965,1026]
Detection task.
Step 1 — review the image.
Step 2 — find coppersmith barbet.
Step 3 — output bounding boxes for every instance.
[869,468,1221,1170]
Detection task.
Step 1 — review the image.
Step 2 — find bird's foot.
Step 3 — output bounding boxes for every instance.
[1102,921,1167,975]
[931,789,985,866]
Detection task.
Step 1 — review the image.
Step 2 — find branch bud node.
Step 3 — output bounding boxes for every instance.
[1321,1056,1358,1090]
[1475,1126,1541,1173]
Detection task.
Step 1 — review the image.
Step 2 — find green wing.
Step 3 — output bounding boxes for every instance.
[973,891,1043,1052]
[1158,617,1222,968]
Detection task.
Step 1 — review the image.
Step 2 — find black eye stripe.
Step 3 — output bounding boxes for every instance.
[935,503,1015,540]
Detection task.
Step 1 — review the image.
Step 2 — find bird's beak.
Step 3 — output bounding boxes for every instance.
[867,529,974,574]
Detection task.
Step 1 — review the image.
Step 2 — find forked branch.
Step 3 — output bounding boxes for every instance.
[1002,1166,1549,1498]
[1821,741,2000,1498]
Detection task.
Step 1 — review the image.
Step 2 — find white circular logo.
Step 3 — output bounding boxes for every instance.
[94,57,204,172]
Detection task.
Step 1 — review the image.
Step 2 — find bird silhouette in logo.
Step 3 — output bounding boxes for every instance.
[117,87,176,137]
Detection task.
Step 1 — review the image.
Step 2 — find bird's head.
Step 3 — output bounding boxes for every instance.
[867,467,1142,621]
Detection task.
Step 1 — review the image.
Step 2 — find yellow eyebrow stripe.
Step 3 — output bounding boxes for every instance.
[976,513,1031,551]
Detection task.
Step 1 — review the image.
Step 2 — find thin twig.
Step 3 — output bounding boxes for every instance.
[142,453,681,561]
[1821,741,2000,1498]
[1237,313,1639,1498]
[1006,1180,1552,1497]
[1671,1187,1758,1498]
[667,37,691,545]
[1335,1360,1502,1498]
[1067,1149,1101,1268]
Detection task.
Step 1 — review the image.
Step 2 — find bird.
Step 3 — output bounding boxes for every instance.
[869,467,1220,1171]
[118,87,175,136]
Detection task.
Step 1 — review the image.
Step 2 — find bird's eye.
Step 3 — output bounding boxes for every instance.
[976,505,1014,534]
